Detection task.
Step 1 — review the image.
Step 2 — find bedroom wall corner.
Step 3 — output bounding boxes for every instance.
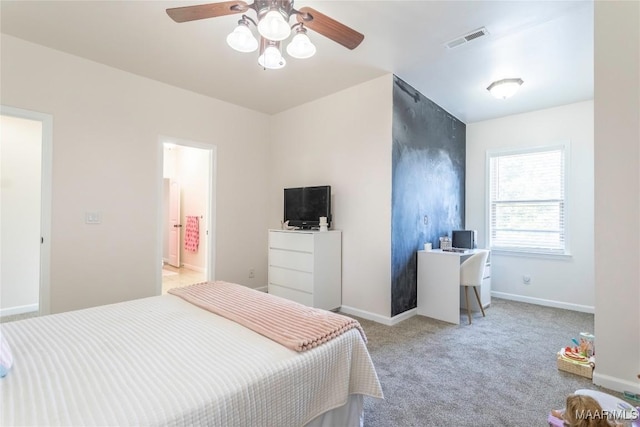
[268,74,394,319]
[593,0,640,394]
[466,101,595,310]
[1,35,271,313]
[391,76,466,317]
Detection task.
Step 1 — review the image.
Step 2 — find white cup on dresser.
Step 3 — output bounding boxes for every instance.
[319,216,328,232]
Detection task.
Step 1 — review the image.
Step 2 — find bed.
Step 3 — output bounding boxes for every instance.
[0,282,383,426]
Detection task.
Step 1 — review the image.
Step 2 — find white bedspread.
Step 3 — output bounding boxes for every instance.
[0,295,383,426]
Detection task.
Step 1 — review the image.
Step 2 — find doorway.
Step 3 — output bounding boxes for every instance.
[159,137,216,295]
[0,106,52,318]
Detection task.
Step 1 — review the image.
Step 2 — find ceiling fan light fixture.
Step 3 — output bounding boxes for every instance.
[257,10,291,41]
[258,44,286,69]
[226,21,258,53]
[286,30,316,59]
[167,2,365,70]
[487,78,524,99]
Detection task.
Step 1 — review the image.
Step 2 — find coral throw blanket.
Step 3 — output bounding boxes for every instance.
[169,281,366,352]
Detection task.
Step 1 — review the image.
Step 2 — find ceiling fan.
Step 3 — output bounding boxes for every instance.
[166,0,364,69]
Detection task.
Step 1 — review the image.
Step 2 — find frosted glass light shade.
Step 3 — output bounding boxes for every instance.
[226,24,258,53]
[487,78,524,99]
[258,45,286,69]
[286,33,316,59]
[257,10,291,41]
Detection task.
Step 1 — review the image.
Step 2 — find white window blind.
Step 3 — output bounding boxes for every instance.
[489,145,567,254]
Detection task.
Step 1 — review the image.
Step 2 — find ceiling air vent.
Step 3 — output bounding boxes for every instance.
[445,27,489,49]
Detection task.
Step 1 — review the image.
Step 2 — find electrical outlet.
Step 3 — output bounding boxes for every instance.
[523,275,531,285]
[85,211,101,224]
[249,268,255,279]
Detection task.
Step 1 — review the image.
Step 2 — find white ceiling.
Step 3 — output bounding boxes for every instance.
[0,0,593,123]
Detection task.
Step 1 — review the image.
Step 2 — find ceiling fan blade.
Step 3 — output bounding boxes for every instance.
[166,1,249,23]
[296,6,364,50]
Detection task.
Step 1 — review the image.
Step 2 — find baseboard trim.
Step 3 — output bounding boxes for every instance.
[254,286,268,293]
[593,372,640,394]
[340,305,417,326]
[0,303,39,317]
[180,263,205,273]
[390,308,418,325]
[491,291,594,314]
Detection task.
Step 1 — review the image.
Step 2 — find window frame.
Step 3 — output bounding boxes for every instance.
[485,142,571,257]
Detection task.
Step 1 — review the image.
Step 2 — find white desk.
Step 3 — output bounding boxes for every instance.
[417,249,491,325]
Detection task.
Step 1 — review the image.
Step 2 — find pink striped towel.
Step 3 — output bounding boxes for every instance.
[169,281,366,352]
[184,216,199,252]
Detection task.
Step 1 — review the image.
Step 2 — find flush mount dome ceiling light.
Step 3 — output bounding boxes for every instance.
[166,0,365,70]
[487,78,524,99]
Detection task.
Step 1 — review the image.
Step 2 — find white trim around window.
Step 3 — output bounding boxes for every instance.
[485,142,571,256]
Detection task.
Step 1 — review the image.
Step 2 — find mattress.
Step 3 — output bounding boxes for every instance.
[0,294,383,426]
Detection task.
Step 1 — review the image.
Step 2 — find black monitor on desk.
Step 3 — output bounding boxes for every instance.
[452,230,477,249]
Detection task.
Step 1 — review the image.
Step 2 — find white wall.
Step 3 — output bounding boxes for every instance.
[593,1,640,394]
[466,101,594,311]
[0,115,42,314]
[1,35,270,313]
[269,74,394,319]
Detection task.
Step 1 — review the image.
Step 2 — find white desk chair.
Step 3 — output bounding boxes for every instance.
[460,251,489,324]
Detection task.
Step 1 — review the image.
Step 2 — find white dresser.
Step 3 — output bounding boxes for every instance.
[268,229,342,311]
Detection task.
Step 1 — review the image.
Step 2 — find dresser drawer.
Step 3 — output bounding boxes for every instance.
[483,265,491,279]
[269,249,313,272]
[269,266,313,293]
[269,231,313,252]
[268,284,313,306]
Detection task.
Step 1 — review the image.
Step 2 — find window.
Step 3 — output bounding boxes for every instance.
[488,143,568,254]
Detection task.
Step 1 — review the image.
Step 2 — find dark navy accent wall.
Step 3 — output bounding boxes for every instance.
[391,76,466,316]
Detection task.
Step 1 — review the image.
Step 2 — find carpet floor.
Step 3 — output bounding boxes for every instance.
[356,298,632,427]
[2,296,633,425]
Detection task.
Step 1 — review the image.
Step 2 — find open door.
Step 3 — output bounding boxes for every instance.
[159,137,216,297]
[0,106,52,317]
[167,179,181,268]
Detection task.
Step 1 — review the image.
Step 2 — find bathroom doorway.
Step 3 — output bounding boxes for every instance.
[159,137,216,295]
[0,106,52,318]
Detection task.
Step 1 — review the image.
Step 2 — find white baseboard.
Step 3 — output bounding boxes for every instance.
[340,305,417,326]
[180,263,205,273]
[254,286,268,293]
[390,308,417,325]
[342,293,593,325]
[0,303,39,317]
[593,372,640,394]
[491,291,594,314]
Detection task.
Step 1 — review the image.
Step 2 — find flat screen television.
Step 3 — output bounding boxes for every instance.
[452,230,477,249]
[284,186,331,229]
